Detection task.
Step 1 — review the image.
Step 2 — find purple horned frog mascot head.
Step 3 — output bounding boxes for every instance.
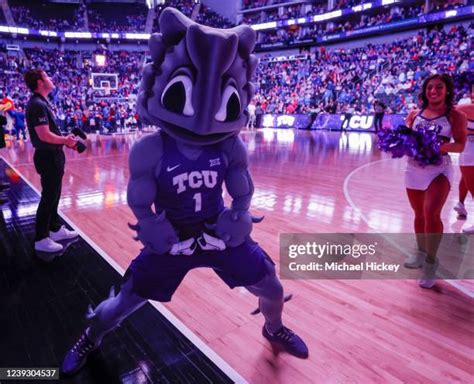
[137,7,258,145]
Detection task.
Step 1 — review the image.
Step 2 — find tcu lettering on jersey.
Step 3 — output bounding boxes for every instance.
[173,170,218,194]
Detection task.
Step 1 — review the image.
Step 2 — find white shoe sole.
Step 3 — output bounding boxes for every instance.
[50,233,79,242]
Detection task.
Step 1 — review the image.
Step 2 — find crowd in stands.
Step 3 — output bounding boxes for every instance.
[240,0,469,29]
[1,22,471,135]
[1,48,145,134]
[5,0,468,39]
[242,0,289,10]
[241,2,327,25]
[153,0,234,30]
[241,0,369,11]
[241,0,427,25]
[258,4,424,45]
[253,24,473,115]
[7,0,234,33]
[9,0,87,31]
[428,0,468,13]
[332,0,371,9]
[87,3,148,33]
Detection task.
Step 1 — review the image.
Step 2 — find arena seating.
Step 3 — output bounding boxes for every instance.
[7,0,234,33]
[153,0,235,30]
[1,48,145,133]
[252,24,472,115]
[255,3,425,45]
[9,0,86,31]
[87,2,148,33]
[0,1,471,129]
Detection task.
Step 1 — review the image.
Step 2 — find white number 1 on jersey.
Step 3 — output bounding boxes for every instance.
[193,192,202,212]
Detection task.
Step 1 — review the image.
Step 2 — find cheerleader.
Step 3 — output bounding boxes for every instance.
[403,74,467,289]
[456,86,474,233]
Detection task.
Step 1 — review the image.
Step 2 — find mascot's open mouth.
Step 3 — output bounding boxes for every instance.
[160,120,237,145]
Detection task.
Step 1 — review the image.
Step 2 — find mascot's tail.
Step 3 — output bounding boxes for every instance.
[250,294,293,315]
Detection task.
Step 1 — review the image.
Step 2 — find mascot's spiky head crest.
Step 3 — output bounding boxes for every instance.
[137,8,258,145]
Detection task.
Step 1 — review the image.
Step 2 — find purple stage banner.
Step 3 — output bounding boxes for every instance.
[311,113,406,132]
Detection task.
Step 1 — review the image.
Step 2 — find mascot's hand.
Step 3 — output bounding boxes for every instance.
[128,211,178,254]
[215,208,263,248]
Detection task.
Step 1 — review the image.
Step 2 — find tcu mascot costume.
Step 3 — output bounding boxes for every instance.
[63,8,308,375]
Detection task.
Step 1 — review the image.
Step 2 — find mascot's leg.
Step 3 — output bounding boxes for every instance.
[245,259,284,333]
[246,259,309,359]
[87,278,146,343]
[62,277,147,375]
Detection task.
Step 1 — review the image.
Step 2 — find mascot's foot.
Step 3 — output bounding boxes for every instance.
[62,329,100,375]
[262,325,309,359]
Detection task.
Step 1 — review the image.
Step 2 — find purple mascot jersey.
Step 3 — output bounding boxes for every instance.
[155,134,226,236]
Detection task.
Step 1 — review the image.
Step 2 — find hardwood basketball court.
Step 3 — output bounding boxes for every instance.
[1,128,472,383]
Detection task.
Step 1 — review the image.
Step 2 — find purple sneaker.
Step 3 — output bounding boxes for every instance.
[262,325,309,359]
[62,330,100,375]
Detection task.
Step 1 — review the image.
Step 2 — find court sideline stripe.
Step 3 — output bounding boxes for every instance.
[343,157,474,298]
[0,155,247,384]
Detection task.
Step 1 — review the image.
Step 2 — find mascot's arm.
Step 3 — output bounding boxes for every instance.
[224,135,254,211]
[127,133,178,254]
[216,136,261,247]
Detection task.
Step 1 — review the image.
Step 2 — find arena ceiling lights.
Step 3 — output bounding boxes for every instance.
[252,22,277,31]
[352,3,373,12]
[100,33,120,39]
[257,5,473,49]
[39,30,58,37]
[64,32,92,39]
[0,26,28,34]
[313,10,342,23]
[125,33,151,40]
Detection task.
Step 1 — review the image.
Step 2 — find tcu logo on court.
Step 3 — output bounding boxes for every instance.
[173,171,218,194]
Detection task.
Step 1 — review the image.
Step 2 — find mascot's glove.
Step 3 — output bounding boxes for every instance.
[214,208,263,248]
[128,211,178,255]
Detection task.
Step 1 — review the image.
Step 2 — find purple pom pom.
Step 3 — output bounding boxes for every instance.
[377,125,417,159]
[412,123,444,167]
[377,124,444,167]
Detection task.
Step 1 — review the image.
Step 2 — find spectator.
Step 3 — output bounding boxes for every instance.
[373,99,386,132]
[8,106,27,140]
[246,101,256,129]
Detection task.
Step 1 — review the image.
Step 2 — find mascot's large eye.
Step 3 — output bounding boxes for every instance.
[161,75,194,116]
[215,85,241,122]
